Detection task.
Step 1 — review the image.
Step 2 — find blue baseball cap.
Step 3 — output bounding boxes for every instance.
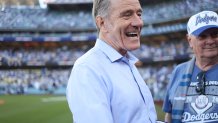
[187,11,218,36]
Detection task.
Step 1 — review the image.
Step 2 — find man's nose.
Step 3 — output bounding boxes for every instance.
[131,15,144,28]
[205,36,216,44]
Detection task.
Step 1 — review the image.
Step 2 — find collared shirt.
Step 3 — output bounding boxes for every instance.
[66,39,157,123]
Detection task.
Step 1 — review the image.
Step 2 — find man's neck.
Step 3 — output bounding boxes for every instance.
[196,57,218,71]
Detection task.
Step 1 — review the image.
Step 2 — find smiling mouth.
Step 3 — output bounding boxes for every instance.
[126,32,138,37]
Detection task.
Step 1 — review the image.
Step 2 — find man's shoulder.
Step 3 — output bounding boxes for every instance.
[74,47,106,67]
[75,48,96,64]
[174,60,191,72]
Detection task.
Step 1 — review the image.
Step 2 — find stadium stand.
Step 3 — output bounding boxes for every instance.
[0,0,218,101]
[48,0,92,4]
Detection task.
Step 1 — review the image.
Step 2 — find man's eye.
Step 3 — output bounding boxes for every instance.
[211,32,218,38]
[124,12,132,17]
[137,12,142,17]
[198,34,207,39]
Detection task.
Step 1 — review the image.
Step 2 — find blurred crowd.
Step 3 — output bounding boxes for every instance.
[0,64,175,101]
[0,39,192,101]
[2,0,213,101]
[0,69,70,95]
[0,39,191,67]
[0,8,94,30]
[0,0,217,31]
[132,39,192,60]
[50,0,92,3]
[142,0,218,24]
[0,44,90,66]
[138,64,176,101]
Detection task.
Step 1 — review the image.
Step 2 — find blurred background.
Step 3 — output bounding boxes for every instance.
[0,0,218,122]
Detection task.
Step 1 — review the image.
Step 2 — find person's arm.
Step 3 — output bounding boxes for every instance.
[164,113,172,123]
[66,64,113,123]
[162,80,173,123]
[162,68,178,123]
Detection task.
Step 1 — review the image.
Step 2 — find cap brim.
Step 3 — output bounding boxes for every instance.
[192,25,218,36]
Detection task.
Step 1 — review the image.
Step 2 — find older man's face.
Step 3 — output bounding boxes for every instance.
[188,28,218,59]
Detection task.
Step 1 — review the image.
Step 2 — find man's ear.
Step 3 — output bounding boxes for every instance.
[186,34,193,49]
[96,16,107,33]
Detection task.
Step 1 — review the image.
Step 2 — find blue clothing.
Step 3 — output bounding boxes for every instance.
[182,64,218,123]
[163,59,194,123]
[163,59,218,123]
[163,61,190,113]
[66,39,157,123]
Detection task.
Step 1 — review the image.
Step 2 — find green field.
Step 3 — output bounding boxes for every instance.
[0,95,72,123]
[0,95,164,123]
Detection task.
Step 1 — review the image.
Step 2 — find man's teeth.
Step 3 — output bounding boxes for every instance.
[126,32,137,37]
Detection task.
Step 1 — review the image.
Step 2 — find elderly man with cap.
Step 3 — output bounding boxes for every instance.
[162,10,218,123]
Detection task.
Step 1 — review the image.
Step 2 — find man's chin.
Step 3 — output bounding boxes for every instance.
[202,53,218,59]
[129,45,140,51]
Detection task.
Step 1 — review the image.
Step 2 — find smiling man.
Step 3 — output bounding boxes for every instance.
[66,0,157,123]
[163,11,218,123]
